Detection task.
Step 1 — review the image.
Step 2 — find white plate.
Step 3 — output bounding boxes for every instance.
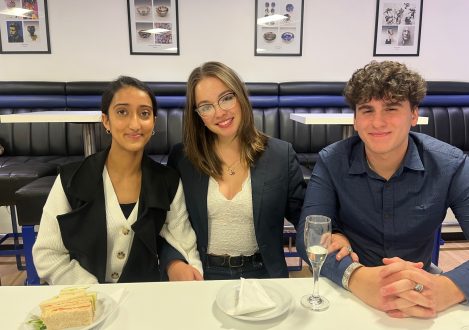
[216,281,292,321]
[21,291,118,330]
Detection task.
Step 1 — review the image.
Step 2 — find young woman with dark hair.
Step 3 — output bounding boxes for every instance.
[33,76,202,284]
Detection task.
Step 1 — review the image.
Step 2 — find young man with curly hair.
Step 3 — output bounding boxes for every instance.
[297,61,469,318]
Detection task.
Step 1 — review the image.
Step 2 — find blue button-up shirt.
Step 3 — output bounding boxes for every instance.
[297,132,469,299]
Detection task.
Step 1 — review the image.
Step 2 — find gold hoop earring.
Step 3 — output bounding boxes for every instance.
[151,130,155,136]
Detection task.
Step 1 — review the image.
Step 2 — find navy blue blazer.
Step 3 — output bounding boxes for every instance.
[167,137,306,278]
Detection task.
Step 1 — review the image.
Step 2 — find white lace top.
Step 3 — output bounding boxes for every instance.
[207,173,259,256]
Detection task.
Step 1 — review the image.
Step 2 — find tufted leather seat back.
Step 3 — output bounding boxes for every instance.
[247,82,280,139]
[2,80,469,170]
[145,82,186,163]
[0,82,68,166]
[278,82,350,166]
[411,82,469,153]
[65,82,111,155]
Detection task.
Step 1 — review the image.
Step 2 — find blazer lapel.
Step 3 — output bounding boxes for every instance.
[195,173,209,247]
[250,159,266,232]
[177,153,210,249]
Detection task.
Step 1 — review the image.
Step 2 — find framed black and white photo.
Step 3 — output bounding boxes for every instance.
[373,0,423,56]
[255,0,304,56]
[0,0,50,54]
[127,0,179,55]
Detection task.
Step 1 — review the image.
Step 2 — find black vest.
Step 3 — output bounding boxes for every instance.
[57,149,180,283]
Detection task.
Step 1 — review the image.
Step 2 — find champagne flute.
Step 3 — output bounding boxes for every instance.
[300,215,332,311]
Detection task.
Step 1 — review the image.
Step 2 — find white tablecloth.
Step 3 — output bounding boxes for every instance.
[2,277,467,330]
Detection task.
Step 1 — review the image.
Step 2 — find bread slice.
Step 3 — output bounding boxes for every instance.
[39,288,96,330]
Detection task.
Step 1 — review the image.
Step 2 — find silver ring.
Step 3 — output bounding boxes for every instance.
[347,246,353,254]
[414,283,424,293]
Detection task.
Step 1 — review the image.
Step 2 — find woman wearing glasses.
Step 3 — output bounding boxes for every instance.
[165,61,304,280]
[168,62,356,280]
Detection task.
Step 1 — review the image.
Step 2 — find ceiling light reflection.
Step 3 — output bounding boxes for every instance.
[0,7,33,18]
[141,28,170,35]
[257,14,288,25]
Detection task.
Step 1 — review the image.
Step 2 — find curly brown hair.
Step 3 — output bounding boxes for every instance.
[344,61,427,111]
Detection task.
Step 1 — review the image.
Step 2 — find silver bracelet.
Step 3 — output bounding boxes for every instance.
[342,262,363,291]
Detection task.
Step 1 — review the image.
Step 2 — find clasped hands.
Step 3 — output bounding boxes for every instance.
[330,234,465,318]
[350,257,465,318]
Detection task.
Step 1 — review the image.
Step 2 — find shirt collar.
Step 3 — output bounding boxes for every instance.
[349,142,367,175]
[402,135,425,171]
[348,135,425,176]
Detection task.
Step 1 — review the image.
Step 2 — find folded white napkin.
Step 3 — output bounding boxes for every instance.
[227,278,277,316]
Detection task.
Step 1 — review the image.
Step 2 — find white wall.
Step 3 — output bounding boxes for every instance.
[0,0,468,82]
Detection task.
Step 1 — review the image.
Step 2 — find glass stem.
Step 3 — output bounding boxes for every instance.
[312,263,321,299]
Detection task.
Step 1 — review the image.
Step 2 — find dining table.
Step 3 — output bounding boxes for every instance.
[0,111,102,157]
[289,113,429,139]
[3,277,467,330]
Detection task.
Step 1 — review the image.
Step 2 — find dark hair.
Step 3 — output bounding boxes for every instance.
[184,61,267,178]
[344,61,426,112]
[101,76,157,116]
[9,22,20,30]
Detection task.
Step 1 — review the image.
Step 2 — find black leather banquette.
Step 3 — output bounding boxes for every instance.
[0,80,468,284]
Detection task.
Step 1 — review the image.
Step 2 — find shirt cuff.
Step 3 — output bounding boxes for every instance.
[320,251,354,288]
[442,262,469,304]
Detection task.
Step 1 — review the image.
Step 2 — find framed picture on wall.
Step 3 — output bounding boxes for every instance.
[0,0,51,54]
[127,0,179,55]
[255,0,304,56]
[373,0,423,56]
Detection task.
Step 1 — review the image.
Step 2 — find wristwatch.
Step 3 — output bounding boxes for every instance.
[342,262,363,291]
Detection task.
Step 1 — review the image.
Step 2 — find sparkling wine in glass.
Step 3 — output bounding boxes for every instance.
[301,215,332,311]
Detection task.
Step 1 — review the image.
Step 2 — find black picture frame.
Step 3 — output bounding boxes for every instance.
[373,0,423,56]
[0,0,51,54]
[255,0,304,56]
[127,0,180,55]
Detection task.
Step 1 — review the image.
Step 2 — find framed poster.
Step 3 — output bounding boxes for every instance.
[373,0,423,56]
[127,0,179,55]
[255,0,304,56]
[0,0,51,54]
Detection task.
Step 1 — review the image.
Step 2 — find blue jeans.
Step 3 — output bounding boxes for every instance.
[204,259,270,280]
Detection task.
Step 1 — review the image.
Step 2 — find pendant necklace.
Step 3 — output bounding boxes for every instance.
[226,159,240,176]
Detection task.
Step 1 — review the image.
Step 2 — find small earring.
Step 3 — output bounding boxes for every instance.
[151,130,155,136]
[106,129,111,134]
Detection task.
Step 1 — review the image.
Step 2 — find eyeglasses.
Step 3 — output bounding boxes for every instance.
[195,92,237,117]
